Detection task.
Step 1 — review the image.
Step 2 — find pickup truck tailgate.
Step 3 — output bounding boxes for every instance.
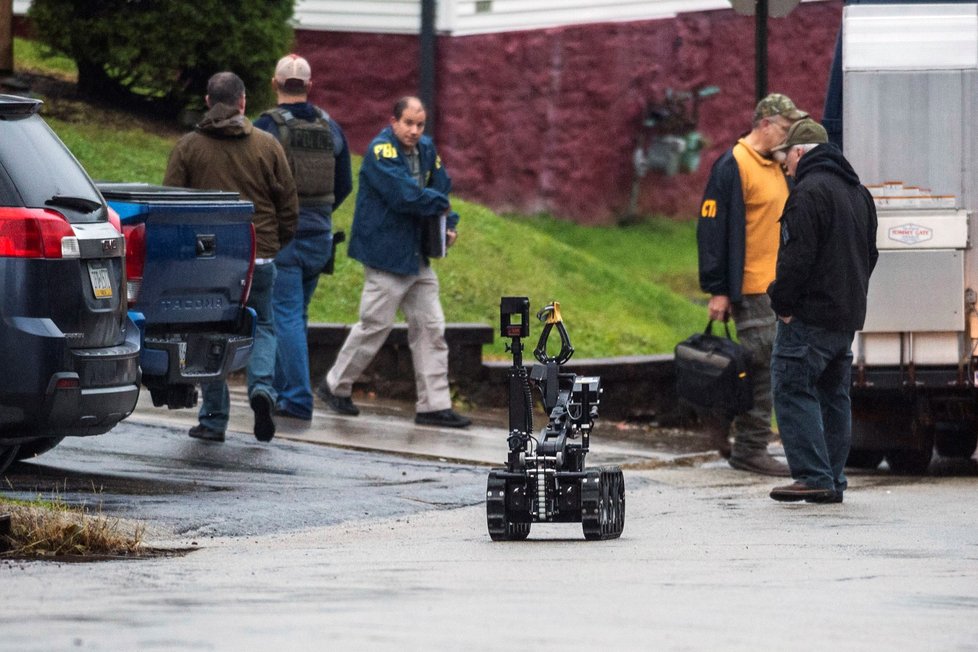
[98,182,254,325]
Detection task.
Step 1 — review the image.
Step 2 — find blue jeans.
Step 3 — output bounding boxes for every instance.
[198,262,277,432]
[272,228,332,418]
[771,319,854,492]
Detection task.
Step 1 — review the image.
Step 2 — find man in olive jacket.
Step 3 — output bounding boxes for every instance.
[164,71,299,444]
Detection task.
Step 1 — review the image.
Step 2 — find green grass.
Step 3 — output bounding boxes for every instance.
[48,116,176,183]
[15,38,707,358]
[516,215,702,302]
[315,203,705,358]
[14,37,77,77]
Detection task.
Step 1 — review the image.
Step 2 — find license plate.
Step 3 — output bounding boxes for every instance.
[88,261,113,299]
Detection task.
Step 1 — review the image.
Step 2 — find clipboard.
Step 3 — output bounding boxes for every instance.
[422,213,447,258]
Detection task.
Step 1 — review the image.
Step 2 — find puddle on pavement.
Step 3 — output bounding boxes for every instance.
[362,476,439,487]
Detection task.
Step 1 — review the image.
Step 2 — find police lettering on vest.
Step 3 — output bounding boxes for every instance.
[262,107,336,206]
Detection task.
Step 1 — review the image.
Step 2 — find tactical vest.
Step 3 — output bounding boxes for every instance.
[262,107,336,207]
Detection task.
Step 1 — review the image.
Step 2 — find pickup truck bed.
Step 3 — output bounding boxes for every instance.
[99,183,256,409]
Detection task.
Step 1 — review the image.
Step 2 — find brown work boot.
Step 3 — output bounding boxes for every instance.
[728,452,791,477]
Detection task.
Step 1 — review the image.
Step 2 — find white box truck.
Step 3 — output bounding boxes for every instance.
[839,2,978,472]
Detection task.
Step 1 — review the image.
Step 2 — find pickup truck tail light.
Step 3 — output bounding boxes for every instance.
[123,222,146,306]
[0,208,79,258]
[240,223,256,305]
[107,205,122,234]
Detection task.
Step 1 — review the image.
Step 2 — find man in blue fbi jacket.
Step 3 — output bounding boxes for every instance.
[316,96,471,428]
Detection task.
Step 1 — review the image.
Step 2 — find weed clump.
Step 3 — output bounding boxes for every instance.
[0,499,144,559]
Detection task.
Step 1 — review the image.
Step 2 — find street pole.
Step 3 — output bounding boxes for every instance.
[755,0,768,102]
[732,0,801,102]
[420,0,437,136]
[0,0,13,77]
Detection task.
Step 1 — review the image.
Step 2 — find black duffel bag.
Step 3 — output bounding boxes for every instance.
[674,320,753,417]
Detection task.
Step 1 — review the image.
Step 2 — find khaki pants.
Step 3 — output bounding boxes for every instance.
[325,265,451,413]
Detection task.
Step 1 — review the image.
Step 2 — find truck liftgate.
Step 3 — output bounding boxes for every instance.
[839,3,978,472]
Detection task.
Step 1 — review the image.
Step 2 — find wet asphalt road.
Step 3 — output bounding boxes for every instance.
[3,419,978,650]
[1,420,488,541]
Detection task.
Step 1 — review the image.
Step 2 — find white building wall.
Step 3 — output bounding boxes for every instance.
[293,0,829,36]
[13,1,829,37]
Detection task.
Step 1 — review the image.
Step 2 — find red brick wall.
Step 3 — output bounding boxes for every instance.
[296,2,843,224]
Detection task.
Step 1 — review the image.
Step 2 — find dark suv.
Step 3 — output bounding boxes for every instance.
[0,95,140,474]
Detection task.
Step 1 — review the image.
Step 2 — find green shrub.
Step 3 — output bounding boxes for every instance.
[28,0,295,117]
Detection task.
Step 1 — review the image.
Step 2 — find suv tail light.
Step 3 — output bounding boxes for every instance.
[0,208,78,258]
[240,223,256,305]
[123,222,146,306]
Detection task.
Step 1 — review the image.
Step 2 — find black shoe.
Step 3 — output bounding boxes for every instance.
[250,392,276,442]
[274,406,312,421]
[729,453,791,477]
[415,409,472,429]
[770,481,837,503]
[189,424,225,443]
[316,382,360,416]
[806,490,844,504]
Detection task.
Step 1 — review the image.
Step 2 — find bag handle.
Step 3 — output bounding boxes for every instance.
[705,319,734,340]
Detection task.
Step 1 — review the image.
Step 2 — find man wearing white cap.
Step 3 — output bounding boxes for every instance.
[255,54,353,421]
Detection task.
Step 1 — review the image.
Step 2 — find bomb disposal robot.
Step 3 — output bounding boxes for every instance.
[486,297,625,541]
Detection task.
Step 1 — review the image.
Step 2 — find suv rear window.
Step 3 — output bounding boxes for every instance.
[0,112,106,224]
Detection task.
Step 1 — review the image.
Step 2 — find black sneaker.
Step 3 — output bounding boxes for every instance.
[415,409,472,429]
[316,382,360,416]
[189,424,225,443]
[250,392,276,442]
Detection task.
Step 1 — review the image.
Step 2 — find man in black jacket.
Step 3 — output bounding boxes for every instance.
[767,119,878,504]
